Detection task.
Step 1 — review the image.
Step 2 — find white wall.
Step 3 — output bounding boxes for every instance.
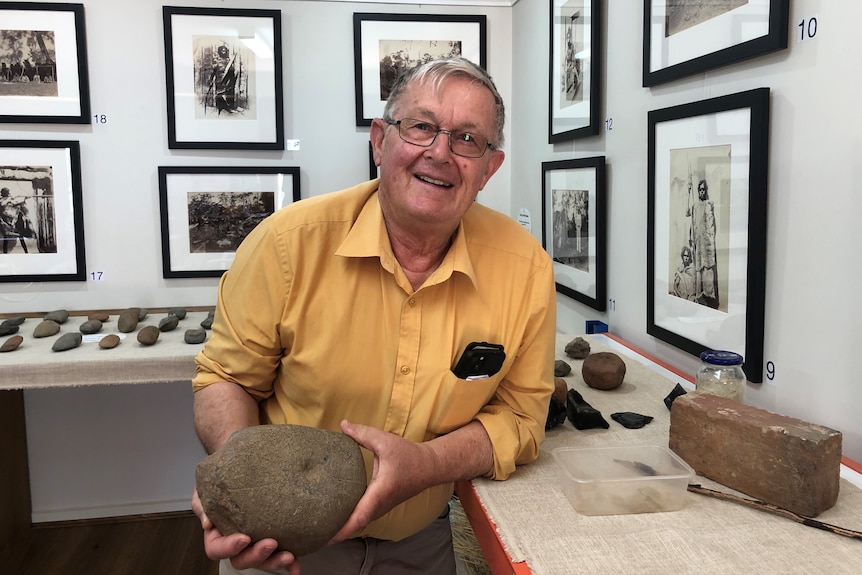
[511,0,862,463]
[7,0,862,521]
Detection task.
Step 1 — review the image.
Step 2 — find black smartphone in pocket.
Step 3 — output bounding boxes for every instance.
[452,342,506,379]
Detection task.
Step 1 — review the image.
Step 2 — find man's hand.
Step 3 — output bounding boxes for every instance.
[192,490,300,575]
[329,418,493,542]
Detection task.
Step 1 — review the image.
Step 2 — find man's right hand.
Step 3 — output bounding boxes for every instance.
[192,490,300,574]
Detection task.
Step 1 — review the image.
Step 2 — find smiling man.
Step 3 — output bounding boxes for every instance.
[192,58,556,575]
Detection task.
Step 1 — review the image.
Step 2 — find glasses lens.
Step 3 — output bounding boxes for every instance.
[396,119,489,158]
[450,132,487,158]
[398,119,437,145]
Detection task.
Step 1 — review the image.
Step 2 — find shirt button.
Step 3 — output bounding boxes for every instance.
[408,298,417,307]
[400,365,411,375]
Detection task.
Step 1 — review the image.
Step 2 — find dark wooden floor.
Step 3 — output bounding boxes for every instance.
[0,512,218,575]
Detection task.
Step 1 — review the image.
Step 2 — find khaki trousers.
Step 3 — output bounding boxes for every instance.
[219,505,456,575]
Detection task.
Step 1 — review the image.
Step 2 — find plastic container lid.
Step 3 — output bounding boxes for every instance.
[699,350,744,366]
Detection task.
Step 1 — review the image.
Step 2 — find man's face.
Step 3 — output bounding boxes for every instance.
[698,182,707,200]
[370,75,505,232]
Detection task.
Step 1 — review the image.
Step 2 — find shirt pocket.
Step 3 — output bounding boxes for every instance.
[426,371,502,435]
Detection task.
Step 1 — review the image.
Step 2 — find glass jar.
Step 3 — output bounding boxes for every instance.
[696,350,746,403]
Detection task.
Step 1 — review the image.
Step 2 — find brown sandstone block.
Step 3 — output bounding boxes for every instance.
[669,392,842,517]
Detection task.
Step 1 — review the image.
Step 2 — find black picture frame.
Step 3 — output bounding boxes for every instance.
[353,13,487,127]
[0,2,91,124]
[643,0,789,87]
[0,140,86,282]
[369,141,379,181]
[647,88,770,382]
[541,156,607,311]
[158,166,300,278]
[162,6,284,150]
[549,0,602,143]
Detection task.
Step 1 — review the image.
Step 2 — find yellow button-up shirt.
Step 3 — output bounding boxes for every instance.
[193,180,556,541]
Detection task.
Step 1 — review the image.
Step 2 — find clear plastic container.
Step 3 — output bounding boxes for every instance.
[696,350,745,403]
[552,445,694,516]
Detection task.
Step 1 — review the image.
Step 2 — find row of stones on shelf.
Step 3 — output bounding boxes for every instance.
[0,307,215,353]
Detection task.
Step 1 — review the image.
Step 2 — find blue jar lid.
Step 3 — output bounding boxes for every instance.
[700,350,744,366]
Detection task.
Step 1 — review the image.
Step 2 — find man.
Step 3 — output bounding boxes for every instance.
[192,57,556,574]
[1,187,21,254]
[692,179,719,309]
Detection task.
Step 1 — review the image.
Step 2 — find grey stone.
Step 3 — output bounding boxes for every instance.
[184,328,207,344]
[33,320,61,338]
[554,359,572,377]
[79,319,103,334]
[118,309,139,333]
[99,334,121,349]
[158,315,180,332]
[137,325,160,345]
[582,352,626,390]
[200,310,215,330]
[168,307,187,320]
[1,316,26,327]
[52,332,82,352]
[44,309,70,324]
[564,336,591,359]
[196,424,367,557]
[138,308,148,321]
[1,335,23,353]
[0,324,19,337]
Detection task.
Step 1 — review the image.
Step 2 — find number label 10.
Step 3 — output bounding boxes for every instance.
[797,15,818,43]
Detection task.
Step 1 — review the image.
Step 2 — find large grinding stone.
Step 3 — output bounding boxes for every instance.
[196,424,367,557]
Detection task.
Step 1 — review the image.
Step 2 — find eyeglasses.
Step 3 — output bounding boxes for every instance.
[384,118,494,158]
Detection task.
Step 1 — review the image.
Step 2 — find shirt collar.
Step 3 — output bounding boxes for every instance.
[335,189,478,289]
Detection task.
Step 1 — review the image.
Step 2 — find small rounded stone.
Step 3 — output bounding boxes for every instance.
[200,310,215,330]
[582,352,627,391]
[118,309,139,333]
[33,320,61,338]
[565,336,591,359]
[1,316,26,327]
[138,308,149,321]
[88,312,110,322]
[137,325,160,345]
[168,307,187,320]
[52,332,83,352]
[0,324,19,337]
[79,319,103,334]
[1,335,24,353]
[184,328,207,344]
[553,376,569,404]
[99,334,121,349]
[554,359,572,377]
[159,315,180,332]
[44,309,70,324]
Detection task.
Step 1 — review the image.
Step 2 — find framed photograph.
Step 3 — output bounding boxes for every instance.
[353,13,486,127]
[549,0,601,143]
[0,140,85,282]
[162,6,284,150]
[158,166,301,278]
[0,2,90,124]
[643,0,789,87]
[541,156,606,311]
[647,88,769,382]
